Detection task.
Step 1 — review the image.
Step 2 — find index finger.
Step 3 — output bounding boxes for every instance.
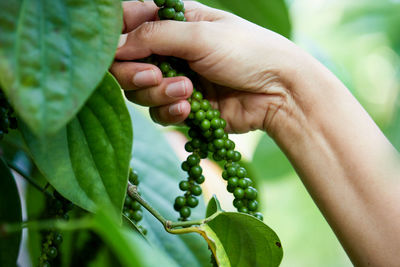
[122,1,158,33]
[122,1,226,33]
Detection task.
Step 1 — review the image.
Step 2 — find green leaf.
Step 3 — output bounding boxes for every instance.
[197,0,291,38]
[21,73,132,213]
[122,214,147,240]
[202,212,283,267]
[0,0,123,136]
[93,212,179,267]
[206,195,223,218]
[0,158,22,267]
[252,135,294,181]
[127,105,212,266]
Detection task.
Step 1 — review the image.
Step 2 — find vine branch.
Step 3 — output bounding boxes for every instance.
[7,161,52,197]
[127,182,221,234]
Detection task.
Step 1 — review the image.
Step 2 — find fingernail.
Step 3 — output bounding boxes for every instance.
[133,70,157,87]
[169,103,183,116]
[165,81,187,98]
[118,34,127,48]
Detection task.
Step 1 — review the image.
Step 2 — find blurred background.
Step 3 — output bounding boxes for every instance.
[184,0,400,266]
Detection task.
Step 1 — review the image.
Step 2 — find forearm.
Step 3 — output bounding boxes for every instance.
[270,53,400,266]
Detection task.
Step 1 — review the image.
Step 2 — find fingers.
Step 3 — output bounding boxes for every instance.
[121,1,223,34]
[122,1,158,33]
[150,100,191,126]
[124,77,193,107]
[116,20,211,61]
[110,61,162,90]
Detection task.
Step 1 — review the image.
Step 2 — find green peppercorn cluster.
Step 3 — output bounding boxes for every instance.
[124,169,147,235]
[150,0,263,221]
[39,191,73,267]
[0,88,17,140]
[155,0,186,21]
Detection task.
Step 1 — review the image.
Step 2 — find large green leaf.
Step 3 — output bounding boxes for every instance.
[197,0,291,38]
[252,135,294,181]
[127,105,212,266]
[0,158,22,267]
[21,73,132,213]
[203,196,282,266]
[202,212,283,267]
[0,0,123,136]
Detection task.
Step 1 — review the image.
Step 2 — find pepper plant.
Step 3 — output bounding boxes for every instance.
[0,0,291,266]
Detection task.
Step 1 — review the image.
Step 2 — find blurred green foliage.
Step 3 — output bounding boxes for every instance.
[197,0,291,38]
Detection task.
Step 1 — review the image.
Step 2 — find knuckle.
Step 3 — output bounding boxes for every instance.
[135,21,160,42]
[191,21,208,42]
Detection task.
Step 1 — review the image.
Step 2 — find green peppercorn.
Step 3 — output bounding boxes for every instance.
[206,110,215,120]
[159,62,171,73]
[213,139,224,149]
[186,196,199,208]
[191,185,202,196]
[165,0,177,8]
[232,151,242,162]
[174,0,185,12]
[53,233,63,246]
[239,207,249,213]
[195,110,206,122]
[180,207,191,218]
[131,200,141,210]
[187,154,200,166]
[174,12,185,21]
[47,246,58,259]
[196,175,205,184]
[175,196,186,207]
[166,69,177,77]
[248,200,258,211]
[159,7,175,19]
[191,101,201,112]
[154,0,166,7]
[191,138,201,148]
[200,119,211,131]
[189,166,202,178]
[200,100,211,111]
[132,210,143,222]
[228,177,239,187]
[210,118,221,129]
[254,212,264,221]
[238,178,249,189]
[179,180,190,191]
[233,187,245,199]
[181,161,190,171]
[233,199,244,208]
[227,166,237,177]
[245,187,257,200]
[244,177,253,186]
[192,91,203,101]
[227,185,236,193]
[185,142,194,152]
[214,128,225,139]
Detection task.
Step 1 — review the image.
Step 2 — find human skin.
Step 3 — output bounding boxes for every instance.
[111,1,400,266]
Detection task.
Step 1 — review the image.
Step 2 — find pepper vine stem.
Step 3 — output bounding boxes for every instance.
[7,161,53,197]
[0,218,93,237]
[126,182,220,234]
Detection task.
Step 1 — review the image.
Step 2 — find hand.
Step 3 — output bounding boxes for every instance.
[111,1,308,134]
